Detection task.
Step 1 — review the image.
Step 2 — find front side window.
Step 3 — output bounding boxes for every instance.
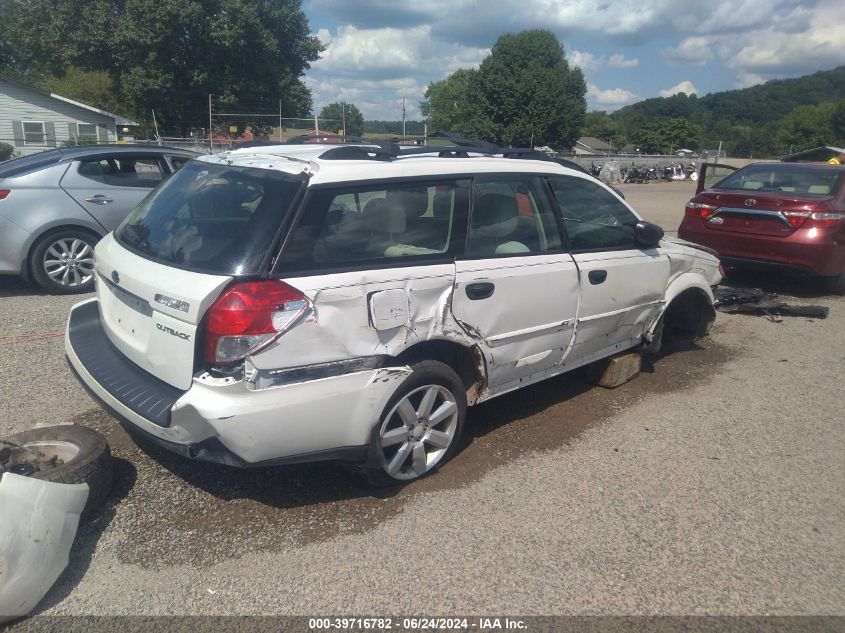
[466,176,562,257]
[116,161,303,274]
[77,156,164,188]
[281,180,469,269]
[23,122,45,145]
[548,174,639,252]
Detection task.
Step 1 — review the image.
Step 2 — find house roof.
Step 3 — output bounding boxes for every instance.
[575,136,615,152]
[0,73,138,126]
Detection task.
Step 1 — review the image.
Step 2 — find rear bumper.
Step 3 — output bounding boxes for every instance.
[678,217,845,276]
[65,298,410,467]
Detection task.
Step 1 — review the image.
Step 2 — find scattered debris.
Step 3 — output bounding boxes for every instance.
[713,287,829,320]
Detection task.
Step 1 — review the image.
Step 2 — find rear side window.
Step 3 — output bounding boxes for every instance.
[280,180,469,269]
[116,162,303,274]
[77,156,164,188]
[548,174,639,252]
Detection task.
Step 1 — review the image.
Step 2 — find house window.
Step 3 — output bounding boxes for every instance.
[23,121,45,145]
[77,123,97,139]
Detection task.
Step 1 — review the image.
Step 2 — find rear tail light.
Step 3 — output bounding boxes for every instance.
[685,202,717,219]
[0,189,10,200]
[782,211,845,229]
[204,280,310,365]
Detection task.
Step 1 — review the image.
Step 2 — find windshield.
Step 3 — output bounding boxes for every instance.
[715,164,841,197]
[116,161,304,275]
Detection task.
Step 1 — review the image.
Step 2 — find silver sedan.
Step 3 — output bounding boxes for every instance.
[0,145,196,293]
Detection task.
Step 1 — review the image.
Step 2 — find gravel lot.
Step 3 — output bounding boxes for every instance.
[1,179,843,616]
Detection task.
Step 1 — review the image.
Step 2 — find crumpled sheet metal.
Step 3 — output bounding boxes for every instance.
[0,473,89,622]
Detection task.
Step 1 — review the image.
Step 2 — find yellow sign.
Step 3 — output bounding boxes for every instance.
[229,125,238,133]
[338,129,344,136]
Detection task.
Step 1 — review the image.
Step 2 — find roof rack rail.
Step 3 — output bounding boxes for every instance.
[318,143,399,161]
[286,133,369,145]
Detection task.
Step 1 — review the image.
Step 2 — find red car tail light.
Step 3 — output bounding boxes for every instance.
[685,202,717,219]
[782,211,845,230]
[0,189,10,200]
[807,212,845,229]
[782,211,810,228]
[204,280,310,365]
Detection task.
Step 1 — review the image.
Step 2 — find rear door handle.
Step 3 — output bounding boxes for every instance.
[588,270,607,285]
[85,195,114,204]
[465,282,495,300]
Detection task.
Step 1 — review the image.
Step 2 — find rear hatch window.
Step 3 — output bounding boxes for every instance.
[115,161,304,275]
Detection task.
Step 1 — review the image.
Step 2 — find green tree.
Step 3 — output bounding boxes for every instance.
[776,102,836,153]
[421,30,586,149]
[4,0,322,134]
[475,30,586,147]
[318,102,365,136]
[630,117,703,154]
[581,111,625,144]
[419,68,480,134]
[42,68,122,114]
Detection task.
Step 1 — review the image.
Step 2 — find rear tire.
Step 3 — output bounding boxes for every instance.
[360,360,466,487]
[30,228,99,294]
[0,425,113,513]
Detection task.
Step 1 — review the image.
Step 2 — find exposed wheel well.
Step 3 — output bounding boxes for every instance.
[24,225,102,279]
[662,287,716,339]
[393,339,482,392]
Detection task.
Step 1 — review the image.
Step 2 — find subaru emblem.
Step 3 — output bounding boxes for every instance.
[111,270,120,284]
[744,198,757,207]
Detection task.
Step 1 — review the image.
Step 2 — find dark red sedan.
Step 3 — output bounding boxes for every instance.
[678,161,845,291]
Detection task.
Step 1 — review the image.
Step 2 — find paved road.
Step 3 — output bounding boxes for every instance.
[1,182,842,616]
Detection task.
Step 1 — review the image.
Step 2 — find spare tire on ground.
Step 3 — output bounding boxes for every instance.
[0,425,113,513]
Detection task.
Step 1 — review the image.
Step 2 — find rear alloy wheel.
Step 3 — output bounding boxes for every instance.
[0,425,113,513]
[31,230,98,294]
[363,360,466,485]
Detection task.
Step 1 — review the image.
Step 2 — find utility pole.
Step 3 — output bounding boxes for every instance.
[151,109,161,145]
[341,102,346,136]
[314,115,319,135]
[278,100,282,140]
[208,94,213,153]
[402,97,406,141]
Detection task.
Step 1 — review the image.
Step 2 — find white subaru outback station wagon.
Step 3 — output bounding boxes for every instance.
[65,141,721,484]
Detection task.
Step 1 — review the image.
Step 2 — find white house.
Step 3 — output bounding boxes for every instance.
[0,74,137,156]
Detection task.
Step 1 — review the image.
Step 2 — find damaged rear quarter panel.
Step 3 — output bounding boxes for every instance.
[249,265,474,372]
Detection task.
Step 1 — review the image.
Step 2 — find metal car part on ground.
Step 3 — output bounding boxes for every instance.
[0,473,88,623]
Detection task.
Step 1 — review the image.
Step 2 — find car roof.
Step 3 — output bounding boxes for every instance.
[0,144,198,178]
[201,144,592,185]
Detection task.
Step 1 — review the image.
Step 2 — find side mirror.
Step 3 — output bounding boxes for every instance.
[634,221,664,248]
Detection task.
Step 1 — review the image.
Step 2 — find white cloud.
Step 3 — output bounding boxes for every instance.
[659,80,698,97]
[607,54,639,69]
[587,83,641,109]
[570,50,602,72]
[666,37,713,66]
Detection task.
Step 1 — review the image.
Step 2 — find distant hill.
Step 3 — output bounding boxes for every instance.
[613,66,845,128]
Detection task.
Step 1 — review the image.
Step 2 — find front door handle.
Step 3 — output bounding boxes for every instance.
[465,282,495,300]
[85,195,114,204]
[588,270,608,285]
